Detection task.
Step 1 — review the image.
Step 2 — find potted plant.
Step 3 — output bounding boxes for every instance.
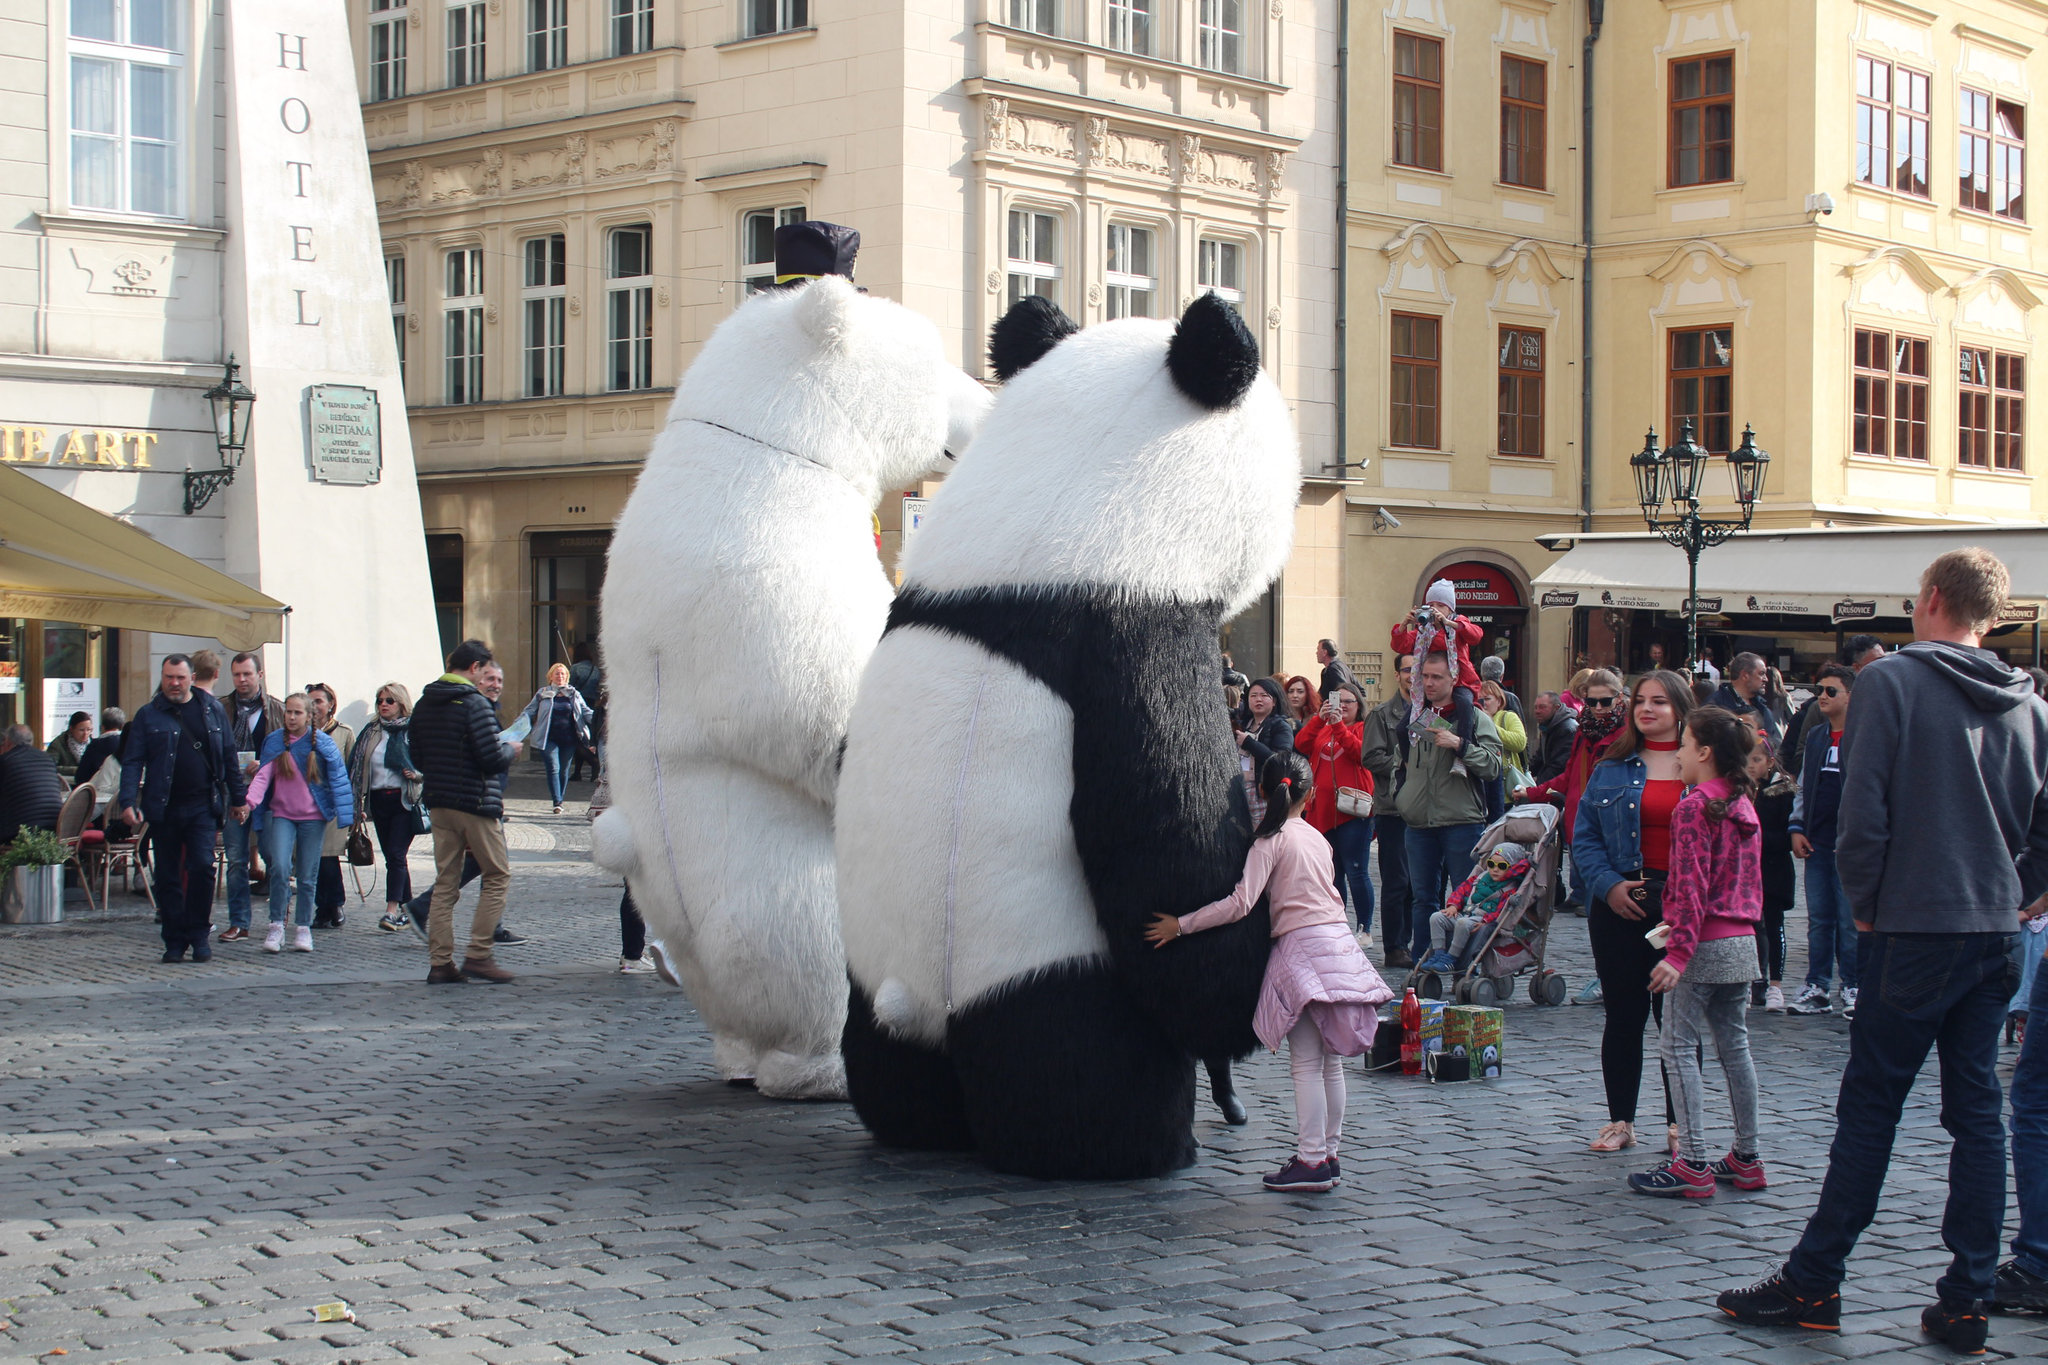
[0,827,67,925]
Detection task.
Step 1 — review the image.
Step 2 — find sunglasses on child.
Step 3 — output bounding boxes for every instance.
[1484,855,1514,872]
[1819,685,1846,698]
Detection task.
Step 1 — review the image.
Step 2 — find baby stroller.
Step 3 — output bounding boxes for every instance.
[1411,803,1569,1008]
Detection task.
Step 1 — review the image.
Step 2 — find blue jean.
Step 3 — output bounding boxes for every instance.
[223,814,254,928]
[1326,816,1375,933]
[1404,822,1486,962]
[2009,936,2048,1279]
[542,739,574,805]
[1803,847,1858,992]
[1786,931,2016,1303]
[261,817,325,927]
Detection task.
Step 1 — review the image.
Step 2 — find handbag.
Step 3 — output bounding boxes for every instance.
[1336,786,1374,818]
[408,801,432,837]
[344,816,376,866]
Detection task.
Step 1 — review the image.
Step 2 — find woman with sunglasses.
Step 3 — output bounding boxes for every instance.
[353,683,426,934]
[1572,670,1695,1153]
[1515,668,1624,852]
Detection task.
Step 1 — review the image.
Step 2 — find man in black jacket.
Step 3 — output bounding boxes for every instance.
[71,708,125,788]
[411,639,514,984]
[0,724,66,844]
[119,656,247,962]
[1528,692,1577,785]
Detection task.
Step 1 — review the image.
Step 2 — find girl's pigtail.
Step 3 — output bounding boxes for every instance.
[1254,751,1314,840]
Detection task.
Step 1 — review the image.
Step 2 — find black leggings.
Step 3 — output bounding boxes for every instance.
[1588,879,1669,1125]
[620,888,645,960]
[1756,897,1788,982]
[369,788,415,905]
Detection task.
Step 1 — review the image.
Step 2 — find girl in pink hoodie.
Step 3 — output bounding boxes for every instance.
[1631,706,1767,1199]
[1146,751,1393,1194]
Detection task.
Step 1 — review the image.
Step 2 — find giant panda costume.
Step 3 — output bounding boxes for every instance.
[595,273,991,1100]
[834,293,1301,1177]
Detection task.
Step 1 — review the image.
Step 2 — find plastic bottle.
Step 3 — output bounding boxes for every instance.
[1400,986,1422,1076]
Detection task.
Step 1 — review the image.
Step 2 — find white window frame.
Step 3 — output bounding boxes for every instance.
[443,247,485,406]
[612,0,655,55]
[1008,0,1056,36]
[1005,208,1062,309]
[527,0,567,72]
[1197,0,1241,73]
[741,204,807,296]
[606,224,655,392]
[1105,222,1157,319]
[1105,0,1151,56]
[746,0,810,39]
[1197,237,1244,306]
[521,234,566,399]
[368,0,407,101]
[67,0,185,219]
[386,254,407,386]
[447,2,486,87]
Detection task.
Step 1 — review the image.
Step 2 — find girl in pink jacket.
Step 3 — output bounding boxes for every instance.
[1632,705,1767,1199]
[1146,751,1393,1194]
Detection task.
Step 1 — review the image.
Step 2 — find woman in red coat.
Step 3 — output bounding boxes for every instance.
[1294,684,1375,940]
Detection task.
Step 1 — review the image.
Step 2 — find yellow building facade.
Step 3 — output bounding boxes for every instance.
[1345,0,2048,697]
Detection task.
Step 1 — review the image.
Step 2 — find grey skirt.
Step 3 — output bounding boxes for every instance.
[1679,932,1762,985]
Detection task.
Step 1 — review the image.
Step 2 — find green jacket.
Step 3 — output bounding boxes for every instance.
[1393,707,1504,829]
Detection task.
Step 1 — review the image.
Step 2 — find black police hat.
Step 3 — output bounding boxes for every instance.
[769,220,860,288]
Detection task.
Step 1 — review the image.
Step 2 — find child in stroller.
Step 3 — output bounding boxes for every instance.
[1420,842,1531,974]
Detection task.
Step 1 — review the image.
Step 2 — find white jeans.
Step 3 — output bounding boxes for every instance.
[1288,1015,1346,1163]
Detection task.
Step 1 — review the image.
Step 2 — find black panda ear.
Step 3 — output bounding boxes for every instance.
[988,295,1079,381]
[1167,293,1260,411]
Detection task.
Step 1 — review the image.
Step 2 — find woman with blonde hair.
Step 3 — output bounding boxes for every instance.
[519,661,595,814]
[241,693,353,953]
[1478,680,1528,819]
[355,681,427,934]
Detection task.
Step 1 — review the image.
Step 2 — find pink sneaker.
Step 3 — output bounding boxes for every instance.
[1628,1155,1714,1199]
[1708,1151,1768,1190]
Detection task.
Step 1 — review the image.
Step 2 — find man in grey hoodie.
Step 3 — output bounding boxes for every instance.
[1719,548,2048,1353]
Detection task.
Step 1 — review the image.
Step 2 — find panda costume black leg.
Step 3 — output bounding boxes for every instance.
[842,979,974,1151]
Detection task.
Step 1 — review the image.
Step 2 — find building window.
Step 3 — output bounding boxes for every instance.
[1005,210,1061,309]
[1668,325,1733,454]
[1008,0,1055,36]
[1855,57,1928,198]
[443,247,485,406]
[1962,89,2026,220]
[426,534,464,659]
[1497,326,1543,458]
[1106,0,1151,56]
[1960,348,2025,471]
[68,0,184,217]
[1389,312,1441,449]
[747,0,809,38]
[366,0,407,101]
[528,0,567,71]
[1669,53,1734,187]
[612,0,654,54]
[1197,238,1243,306]
[1852,329,1928,460]
[1104,223,1156,319]
[448,2,486,87]
[1393,32,1444,172]
[742,204,806,295]
[607,225,654,392]
[521,235,566,399]
[386,255,407,386]
[1198,0,1241,74]
[1500,56,1545,189]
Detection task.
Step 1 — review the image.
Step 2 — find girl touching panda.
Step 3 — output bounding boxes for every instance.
[1145,751,1393,1193]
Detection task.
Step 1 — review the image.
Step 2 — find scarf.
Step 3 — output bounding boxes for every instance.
[232,692,267,748]
[1578,706,1624,745]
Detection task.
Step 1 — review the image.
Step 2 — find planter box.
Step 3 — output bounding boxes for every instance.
[1,864,64,924]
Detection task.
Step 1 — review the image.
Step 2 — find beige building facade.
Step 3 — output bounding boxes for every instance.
[1345,0,2048,699]
[351,0,1343,697]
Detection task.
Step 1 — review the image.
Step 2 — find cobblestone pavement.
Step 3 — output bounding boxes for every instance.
[3,774,2044,1363]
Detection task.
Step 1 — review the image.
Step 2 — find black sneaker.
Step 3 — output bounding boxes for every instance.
[1262,1157,1336,1193]
[404,897,430,944]
[1717,1269,1841,1331]
[1990,1259,2048,1314]
[492,926,529,946]
[1921,1299,1989,1354]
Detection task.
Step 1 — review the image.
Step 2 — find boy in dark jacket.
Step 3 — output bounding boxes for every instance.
[1785,664,1856,1016]
[410,639,514,985]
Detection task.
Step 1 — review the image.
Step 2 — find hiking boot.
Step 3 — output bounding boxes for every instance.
[1717,1269,1840,1331]
[1788,984,1833,1015]
[1262,1157,1336,1193]
[1627,1155,1714,1199]
[461,957,515,984]
[1989,1260,2048,1314]
[1921,1299,1989,1354]
[1708,1150,1769,1190]
[426,963,464,985]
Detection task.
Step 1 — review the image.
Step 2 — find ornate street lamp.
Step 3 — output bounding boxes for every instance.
[185,354,256,515]
[1631,418,1771,675]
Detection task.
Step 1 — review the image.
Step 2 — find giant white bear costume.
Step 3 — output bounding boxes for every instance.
[596,276,991,1100]
[835,294,1301,1176]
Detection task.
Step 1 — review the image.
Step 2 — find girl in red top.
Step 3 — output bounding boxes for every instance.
[1294,684,1375,943]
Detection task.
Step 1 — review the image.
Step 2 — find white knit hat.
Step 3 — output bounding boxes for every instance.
[1489,841,1531,866]
[1425,578,1458,609]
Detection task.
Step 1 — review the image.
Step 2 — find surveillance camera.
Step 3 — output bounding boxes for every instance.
[1373,506,1403,533]
[1805,192,1835,216]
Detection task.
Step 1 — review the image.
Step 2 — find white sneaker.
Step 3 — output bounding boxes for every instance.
[291,926,314,953]
[1842,987,1858,1019]
[1355,929,1374,952]
[619,954,655,973]
[1765,984,1786,1013]
[263,923,285,953]
[1787,983,1832,1015]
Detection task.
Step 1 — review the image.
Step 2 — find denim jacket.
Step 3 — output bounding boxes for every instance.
[249,728,354,831]
[1570,752,1649,910]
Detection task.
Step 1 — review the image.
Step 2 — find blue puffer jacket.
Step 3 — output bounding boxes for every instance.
[1571,752,1650,911]
[249,728,354,830]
